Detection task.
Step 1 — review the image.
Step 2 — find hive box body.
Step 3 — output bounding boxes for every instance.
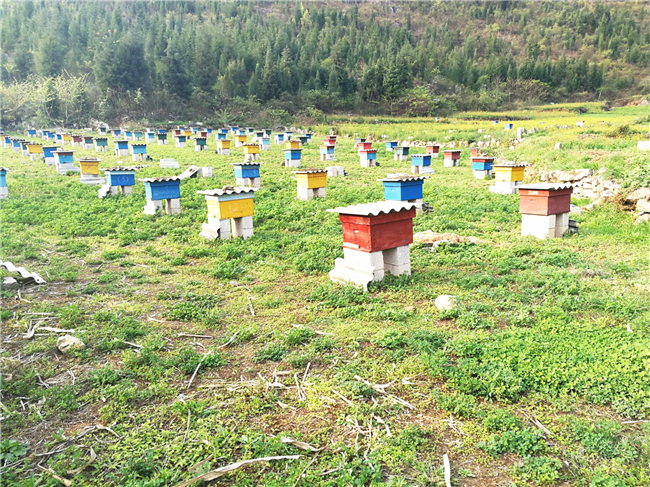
[494,166,525,182]
[339,209,416,253]
[54,152,75,164]
[43,146,58,159]
[284,149,302,160]
[79,160,100,175]
[106,171,136,187]
[243,145,259,154]
[195,137,207,146]
[426,145,440,155]
[471,158,494,171]
[115,141,129,150]
[145,181,181,201]
[519,188,572,216]
[131,144,147,154]
[217,132,227,140]
[358,142,373,151]
[206,194,255,220]
[394,146,409,156]
[383,180,424,201]
[296,173,327,189]
[385,141,398,151]
[286,140,300,149]
[443,151,461,161]
[233,165,260,179]
[411,155,432,167]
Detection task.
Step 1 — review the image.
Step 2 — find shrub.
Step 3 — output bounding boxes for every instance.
[511,456,563,486]
[479,428,545,457]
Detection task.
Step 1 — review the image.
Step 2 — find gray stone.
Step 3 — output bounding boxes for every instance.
[435,295,460,311]
[625,188,650,202]
[637,199,650,213]
[57,335,85,353]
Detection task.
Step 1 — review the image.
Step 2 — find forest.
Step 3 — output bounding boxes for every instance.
[1,1,649,126]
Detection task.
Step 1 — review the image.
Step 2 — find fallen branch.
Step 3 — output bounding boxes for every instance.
[172,455,300,487]
[247,296,256,316]
[217,332,239,349]
[280,437,321,452]
[178,333,213,339]
[37,466,72,486]
[188,353,211,389]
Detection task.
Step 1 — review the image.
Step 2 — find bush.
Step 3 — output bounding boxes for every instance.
[479,428,545,457]
[512,456,563,486]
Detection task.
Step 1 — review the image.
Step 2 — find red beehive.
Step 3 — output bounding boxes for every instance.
[426,145,440,155]
[324,136,337,145]
[358,142,373,151]
[443,150,462,160]
[329,202,416,252]
[518,184,573,216]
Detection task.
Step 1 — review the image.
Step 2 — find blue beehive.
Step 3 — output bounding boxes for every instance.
[55,133,63,142]
[157,133,167,141]
[284,149,302,161]
[298,135,309,145]
[219,128,228,135]
[255,131,265,139]
[124,130,133,139]
[140,177,182,200]
[43,146,59,158]
[305,133,312,141]
[504,123,513,130]
[380,175,428,202]
[131,144,147,154]
[217,132,227,140]
[232,162,261,179]
[285,131,293,140]
[360,150,377,161]
[410,154,432,167]
[28,129,37,136]
[206,128,213,134]
[195,137,207,146]
[0,168,7,187]
[146,132,156,142]
[54,151,75,163]
[274,133,285,143]
[112,129,122,136]
[385,141,398,151]
[265,129,272,136]
[3,135,12,146]
[238,129,246,136]
[158,129,167,134]
[94,137,108,147]
[471,157,495,171]
[105,168,137,187]
[320,146,335,156]
[192,127,199,134]
[492,120,499,125]
[230,126,238,134]
[114,140,129,151]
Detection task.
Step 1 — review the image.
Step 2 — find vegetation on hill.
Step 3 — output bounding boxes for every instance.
[1,1,650,126]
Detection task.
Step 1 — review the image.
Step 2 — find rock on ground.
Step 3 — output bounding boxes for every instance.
[57,335,85,353]
[435,295,460,311]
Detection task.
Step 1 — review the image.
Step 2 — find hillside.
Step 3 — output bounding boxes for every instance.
[1,1,650,125]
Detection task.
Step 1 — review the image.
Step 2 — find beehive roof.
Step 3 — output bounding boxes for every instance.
[138,176,181,183]
[103,165,149,171]
[518,183,574,191]
[327,200,417,216]
[379,174,429,182]
[197,186,258,196]
[231,162,262,166]
[294,168,327,174]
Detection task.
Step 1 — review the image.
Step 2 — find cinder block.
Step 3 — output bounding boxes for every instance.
[144,199,163,215]
[555,212,569,236]
[521,214,556,238]
[314,187,326,198]
[109,186,119,195]
[473,170,493,179]
[297,187,313,201]
[0,187,8,199]
[200,167,213,177]
[329,257,384,291]
[443,159,459,167]
[121,185,132,195]
[383,245,410,270]
[394,155,408,162]
[232,217,254,239]
[284,160,300,168]
[343,248,384,270]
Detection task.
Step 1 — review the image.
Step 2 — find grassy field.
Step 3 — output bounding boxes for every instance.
[1,105,650,487]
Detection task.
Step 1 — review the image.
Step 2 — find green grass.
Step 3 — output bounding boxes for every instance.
[1,104,649,486]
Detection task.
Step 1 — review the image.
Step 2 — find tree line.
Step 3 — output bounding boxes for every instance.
[1,1,648,126]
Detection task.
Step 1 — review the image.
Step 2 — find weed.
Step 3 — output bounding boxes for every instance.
[254,343,288,362]
[511,456,563,486]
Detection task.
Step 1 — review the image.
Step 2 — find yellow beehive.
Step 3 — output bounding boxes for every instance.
[217,140,231,149]
[236,135,247,143]
[79,159,100,175]
[183,130,192,137]
[295,171,327,189]
[243,144,259,154]
[62,134,73,142]
[494,165,525,182]
[285,140,300,149]
[206,197,255,220]
[27,143,44,154]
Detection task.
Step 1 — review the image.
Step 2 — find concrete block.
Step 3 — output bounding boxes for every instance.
[555,212,569,236]
[326,166,345,177]
[232,216,254,239]
[343,248,384,271]
[217,148,230,155]
[109,186,119,195]
[314,187,326,198]
[329,256,384,291]
[80,175,105,185]
[200,167,213,177]
[144,199,163,215]
[443,159,459,167]
[165,198,181,215]
[121,185,132,195]
[382,245,411,276]
[45,157,56,165]
[473,170,493,179]
[394,154,408,162]
[521,213,556,238]
[284,160,301,168]
[297,187,313,201]
[0,187,8,199]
